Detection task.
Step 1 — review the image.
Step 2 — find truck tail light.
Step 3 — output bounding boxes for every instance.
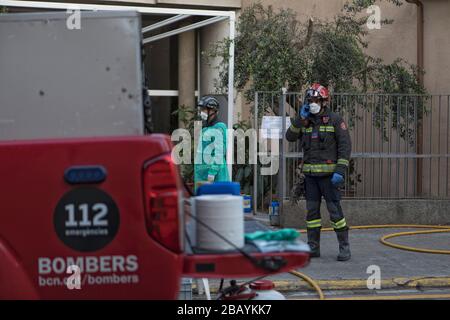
[143,153,184,253]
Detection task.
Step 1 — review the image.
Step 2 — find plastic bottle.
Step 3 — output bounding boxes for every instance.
[269,201,280,226]
[249,280,286,300]
[243,194,252,214]
[269,201,279,215]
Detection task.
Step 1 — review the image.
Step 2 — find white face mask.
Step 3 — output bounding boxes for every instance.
[309,102,321,115]
[200,111,208,121]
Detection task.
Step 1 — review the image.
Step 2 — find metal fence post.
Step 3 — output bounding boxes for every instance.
[278,88,287,216]
[417,95,424,196]
[253,92,258,215]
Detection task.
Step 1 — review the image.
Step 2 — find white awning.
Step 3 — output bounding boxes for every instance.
[0,0,236,176]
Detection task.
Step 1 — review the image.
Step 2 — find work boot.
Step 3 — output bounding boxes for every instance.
[307,228,321,258]
[336,229,351,261]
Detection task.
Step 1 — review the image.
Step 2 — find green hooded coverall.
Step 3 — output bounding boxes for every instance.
[194,120,230,191]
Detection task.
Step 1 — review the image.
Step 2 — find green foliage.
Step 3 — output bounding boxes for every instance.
[171,106,197,184]
[232,118,253,194]
[0,6,8,13]
[203,3,311,100]
[204,0,425,97]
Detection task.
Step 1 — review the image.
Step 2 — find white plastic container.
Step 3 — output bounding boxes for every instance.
[195,194,244,251]
[249,280,286,300]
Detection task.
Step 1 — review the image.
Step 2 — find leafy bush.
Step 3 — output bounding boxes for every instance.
[203,0,425,97]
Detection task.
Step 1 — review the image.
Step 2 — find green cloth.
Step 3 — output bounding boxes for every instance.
[194,121,230,192]
[245,228,300,242]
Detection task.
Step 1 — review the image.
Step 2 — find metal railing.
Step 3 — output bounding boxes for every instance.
[252,91,450,214]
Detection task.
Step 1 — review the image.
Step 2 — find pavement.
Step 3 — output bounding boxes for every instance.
[287,288,450,300]
[193,215,450,297]
[287,227,450,280]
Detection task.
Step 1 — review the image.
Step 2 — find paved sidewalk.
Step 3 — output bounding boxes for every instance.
[286,227,450,280]
[197,222,450,294]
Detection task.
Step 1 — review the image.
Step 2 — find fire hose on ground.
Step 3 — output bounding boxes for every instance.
[289,224,450,300]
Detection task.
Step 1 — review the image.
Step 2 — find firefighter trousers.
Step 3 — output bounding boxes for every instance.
[304,175,348,231]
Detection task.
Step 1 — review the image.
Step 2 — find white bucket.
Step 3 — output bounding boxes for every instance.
[195,195,244,251]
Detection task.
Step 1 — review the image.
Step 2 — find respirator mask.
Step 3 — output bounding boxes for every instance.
[200,111,209,121]
[309,102,321,115]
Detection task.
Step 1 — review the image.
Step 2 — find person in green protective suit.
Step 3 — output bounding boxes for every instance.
[194,96,230,192]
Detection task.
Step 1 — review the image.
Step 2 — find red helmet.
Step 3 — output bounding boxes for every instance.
[305,83,329,101]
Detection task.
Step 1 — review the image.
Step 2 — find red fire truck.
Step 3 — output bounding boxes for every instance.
[0,11,309,299]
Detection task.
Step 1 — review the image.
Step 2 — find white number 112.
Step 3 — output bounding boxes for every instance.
[64,203,108,227]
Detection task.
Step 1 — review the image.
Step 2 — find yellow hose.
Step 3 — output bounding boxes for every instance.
[379,228,450,255]
[289,224,450,300]
[288,270,325,300]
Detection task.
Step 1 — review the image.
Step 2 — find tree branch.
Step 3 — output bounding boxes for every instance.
[298,18,314,51]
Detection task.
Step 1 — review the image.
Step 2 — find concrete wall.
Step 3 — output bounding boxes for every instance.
[200,20,229,96]
[422,0,450,94]
[281,199,450,228]
[241,0,346,20]
[201,20,244,123]
[363,0,450,93]
[363,1,417,69]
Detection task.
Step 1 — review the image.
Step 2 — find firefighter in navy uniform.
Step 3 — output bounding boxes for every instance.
[286,83,352,261]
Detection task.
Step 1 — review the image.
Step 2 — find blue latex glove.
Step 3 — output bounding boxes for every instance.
[300,103,310,119]
[331,173,344,186]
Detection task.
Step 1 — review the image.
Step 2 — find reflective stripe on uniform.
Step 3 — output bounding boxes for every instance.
[337,159,349,166]
[307,219,322,228]
[331,218,347,229]
[303,163,336,173]
[319,126,335,132]
[289,124,301,133]
[304,126,334,133]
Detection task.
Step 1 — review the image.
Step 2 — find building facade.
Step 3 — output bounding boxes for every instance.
[4,0,450,197]
[148,0,450,131]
